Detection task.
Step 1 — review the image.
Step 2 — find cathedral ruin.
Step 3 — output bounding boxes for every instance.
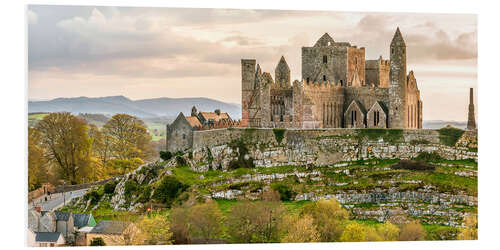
[241,28,423,129]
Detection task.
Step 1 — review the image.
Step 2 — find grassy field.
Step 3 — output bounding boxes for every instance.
[28,113,49,126]
[146,122,165,141]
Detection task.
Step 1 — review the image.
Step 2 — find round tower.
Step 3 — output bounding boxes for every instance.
[388,27,407,128]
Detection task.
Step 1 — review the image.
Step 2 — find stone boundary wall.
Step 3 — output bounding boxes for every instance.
[193,128,441,149]
[54,176,122,193]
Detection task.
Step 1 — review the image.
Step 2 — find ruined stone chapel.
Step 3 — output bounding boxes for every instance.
[241,28,423,129]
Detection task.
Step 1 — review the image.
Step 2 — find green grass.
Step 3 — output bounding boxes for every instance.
[357,129,404,143]
[28,113,49,126]
[146,122,166,141]
[437,127,465,147]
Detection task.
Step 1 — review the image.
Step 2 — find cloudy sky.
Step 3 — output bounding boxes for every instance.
[28,5,477,121]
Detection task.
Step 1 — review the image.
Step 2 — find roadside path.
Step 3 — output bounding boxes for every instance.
[29,189,88,211]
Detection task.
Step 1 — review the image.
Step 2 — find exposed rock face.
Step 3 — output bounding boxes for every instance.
[190,129,477,171]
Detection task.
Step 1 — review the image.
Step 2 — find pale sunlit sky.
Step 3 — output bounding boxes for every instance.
[28,6,477,121]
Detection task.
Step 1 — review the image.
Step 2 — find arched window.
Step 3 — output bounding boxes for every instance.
[323,55,328,64]
[373,111,377,126]
[182,134,186,139]
[306,77,310,83]
[323,75,327,81]
[355,57,357,64]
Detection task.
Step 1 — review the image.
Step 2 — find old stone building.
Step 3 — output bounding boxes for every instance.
[166,106,240,152]
[241,28,423,129]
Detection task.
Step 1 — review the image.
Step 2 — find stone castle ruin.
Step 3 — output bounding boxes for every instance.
[166,106,240,152]
[241,28,423,129]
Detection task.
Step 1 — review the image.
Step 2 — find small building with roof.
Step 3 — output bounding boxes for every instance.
[86,220,140,246]
[73,213,97,229]
[166,106,239,153]
[34,232,66,247]
[54,211,75,239]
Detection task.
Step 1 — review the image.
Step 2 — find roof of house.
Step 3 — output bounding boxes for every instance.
[35,232,63,243]
[90,220,132,235]
[73,213,91,228]
[199,112,230,122]
[185,116,202,127]
[78,226,94,233]
[54,211,72,221]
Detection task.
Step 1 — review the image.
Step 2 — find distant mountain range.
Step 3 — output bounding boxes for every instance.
[28,96,242,119]
[28,96,467,130]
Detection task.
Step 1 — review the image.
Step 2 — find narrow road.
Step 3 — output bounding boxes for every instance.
[29,189,88,211]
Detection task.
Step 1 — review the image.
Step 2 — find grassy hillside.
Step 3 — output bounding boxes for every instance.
[60,154,476,242]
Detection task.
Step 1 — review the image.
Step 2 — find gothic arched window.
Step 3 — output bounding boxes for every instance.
[323,55,328,64]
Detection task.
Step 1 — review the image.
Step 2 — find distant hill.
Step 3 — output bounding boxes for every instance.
[28,96,242,119]
[423,120,467,130]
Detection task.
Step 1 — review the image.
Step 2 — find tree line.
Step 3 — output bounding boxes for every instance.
[28,112,155,190]
[126,192,478,245]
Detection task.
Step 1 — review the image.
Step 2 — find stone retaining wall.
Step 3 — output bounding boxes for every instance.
[190,128,477,171]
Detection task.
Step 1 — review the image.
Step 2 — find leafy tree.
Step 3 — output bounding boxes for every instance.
[135,214,173,245]
[88,124,113,169]
[103,181,117,194]
[152,176,188,206]
[188,200,224,242]
[281,213,320,243]
[28,127,48,190]
[271,183,296,201]
[340,222,367,242]
[398,221,426,241]
[90,237,106,246]
[169,206,191,244]
[102,114,154,160]
[262,189,281,202]
[227,199,285,243]
[159,151,173,161]
[105,158,144,176]
[35,112,91,184]
[458,214,478,240]
[301,198,349,242]
[376,221,400,241]
[365,226,382,241]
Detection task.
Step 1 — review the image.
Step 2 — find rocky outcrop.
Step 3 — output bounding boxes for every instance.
[191,129,477,172]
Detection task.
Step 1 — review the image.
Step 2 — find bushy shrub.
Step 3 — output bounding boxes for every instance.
[137,186,152,204]
[176,156,187,166]
[84,190,102,205]
[272,129,286,144]
[438,127,465,147]
[152,176,189,206]
[160,151,173,161]
[90,237,106,246]
[103,181,117,194]
[414,152,443,162]
[271,183,296,201]
[391,160,435,171]
[124,179,138,196]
